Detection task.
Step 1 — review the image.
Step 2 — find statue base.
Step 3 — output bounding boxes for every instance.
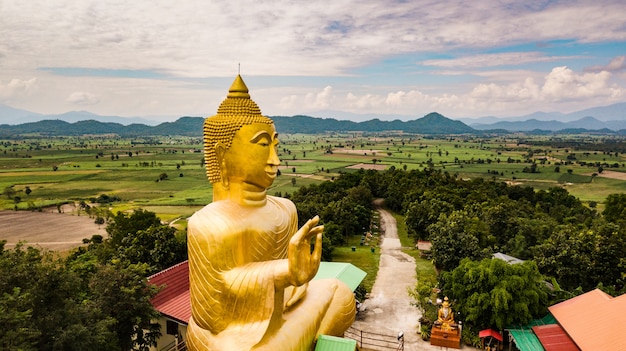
[430,326,461,349]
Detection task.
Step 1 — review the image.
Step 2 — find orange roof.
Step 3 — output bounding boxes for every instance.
[549,289,626,351]
[148,261,190,324]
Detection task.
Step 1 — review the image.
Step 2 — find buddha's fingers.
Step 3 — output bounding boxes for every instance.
[311,225,323,266]
[292,216,320,244]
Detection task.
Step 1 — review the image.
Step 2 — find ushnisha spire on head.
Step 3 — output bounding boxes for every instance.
[227,74,250,99]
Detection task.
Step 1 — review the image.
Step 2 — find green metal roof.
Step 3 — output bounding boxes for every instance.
[508,329,545,351]
[506,314,557,351]
[314,335,357,351]
[313,262,367,292]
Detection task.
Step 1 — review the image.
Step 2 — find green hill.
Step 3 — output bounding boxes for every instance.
[0,113,475,137]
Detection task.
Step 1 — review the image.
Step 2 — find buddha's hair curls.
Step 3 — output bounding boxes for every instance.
[203,97,273,183]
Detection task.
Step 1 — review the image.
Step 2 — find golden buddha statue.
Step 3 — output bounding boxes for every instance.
[434,297,456,330]
[186,75,356,351]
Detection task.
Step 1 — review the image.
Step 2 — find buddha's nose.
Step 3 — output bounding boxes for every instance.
[268,148,280,166]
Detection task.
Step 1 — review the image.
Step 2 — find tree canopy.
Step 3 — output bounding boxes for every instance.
[441,258,549,331]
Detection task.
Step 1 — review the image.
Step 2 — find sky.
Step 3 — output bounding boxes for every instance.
[1,0,626,122]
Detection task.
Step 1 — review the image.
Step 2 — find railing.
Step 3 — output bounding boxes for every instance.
[345,326,404,351]
[160,340,187,351]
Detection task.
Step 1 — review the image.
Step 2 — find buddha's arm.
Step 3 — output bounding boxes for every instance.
[221,217,323,295]
[222,258,291,293]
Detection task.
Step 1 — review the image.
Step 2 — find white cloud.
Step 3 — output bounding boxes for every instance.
[304,86,335,110]
[470,78,540,102]
[0,78,38,100]
[2,0,626,78]
[542,66,621,101]
[67,91,101,105]
[271,64,624,118]
[1,0,625,118]
[606,56,626,72]
[586,56,626,73]
[422,52,569,69]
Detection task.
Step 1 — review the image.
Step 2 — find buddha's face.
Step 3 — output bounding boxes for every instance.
[223,122,280,189]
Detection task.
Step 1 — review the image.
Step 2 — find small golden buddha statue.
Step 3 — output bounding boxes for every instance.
[434,297,456,330]
[186,75,356,350]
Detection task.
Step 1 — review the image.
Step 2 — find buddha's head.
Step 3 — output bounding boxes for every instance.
[204,75,279,189]
[442,296,450,308]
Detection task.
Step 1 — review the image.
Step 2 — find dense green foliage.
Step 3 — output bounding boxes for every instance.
[441,258,549,331]
[291,171,375,248]
[291,167,624,333]
[0,209,187,350]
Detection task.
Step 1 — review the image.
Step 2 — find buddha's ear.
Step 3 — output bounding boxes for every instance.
[215,142,228,183]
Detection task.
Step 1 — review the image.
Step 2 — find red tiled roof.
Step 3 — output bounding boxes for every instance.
[531,324,579,351]
[549,289,626,351]
[148,261,190,324]
[479,329,503,342]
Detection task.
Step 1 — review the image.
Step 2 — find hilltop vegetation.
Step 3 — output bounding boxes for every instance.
[0,113,475,137]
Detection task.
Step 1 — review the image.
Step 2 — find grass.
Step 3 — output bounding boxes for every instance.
[333,238,380,293]
[392,213,437,287]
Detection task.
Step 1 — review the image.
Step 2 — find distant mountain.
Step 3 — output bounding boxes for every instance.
[0,113,475,137]
[47,111,159,126]
[2,101,625,134]
[0,104,43,124]
[272,112,473,134]
[471,116,625,132]
[461,102,626,127]
[562,102,626,122]
[0,104,160,126]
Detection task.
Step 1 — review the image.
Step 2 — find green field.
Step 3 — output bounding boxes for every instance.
[2,133,626,219]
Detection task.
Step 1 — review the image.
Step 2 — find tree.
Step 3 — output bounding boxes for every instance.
[89,263,161,351]
[0,244,118,351]
[441,258,549,331]
[119,225,187,274]
[405,198,454,240]
[94,216,105,227]
[24,186,32,196]
[321,234,334,262]
[603,193,626,224]
[428,210,487,271]
[106,209,162,248]
[0,287,39,351]
[3,186,16,199]
[533,222,626,292]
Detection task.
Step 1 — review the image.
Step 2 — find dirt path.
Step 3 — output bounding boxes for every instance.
[351,206,424,350]
[352,205,474,350]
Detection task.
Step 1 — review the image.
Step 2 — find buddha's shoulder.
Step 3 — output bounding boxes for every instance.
[267,195,297,213]
[189,197,296,223]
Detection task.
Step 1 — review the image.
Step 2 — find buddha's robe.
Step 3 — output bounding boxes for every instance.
[187,195,355,350]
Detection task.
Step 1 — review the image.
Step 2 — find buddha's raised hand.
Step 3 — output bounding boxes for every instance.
[288,215,324,286]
